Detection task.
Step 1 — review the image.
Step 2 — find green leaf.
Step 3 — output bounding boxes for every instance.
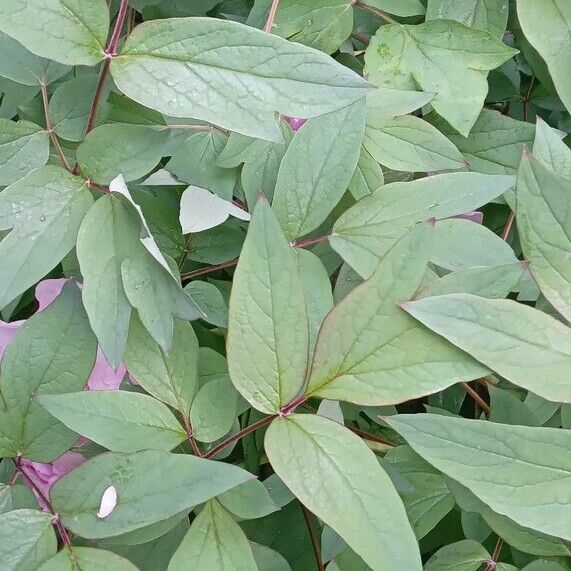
[402,293,571,403]
[168,500,257,571]
[330,172,515,278]
[273,99,366,240]
[39,391,187,452]
[517,0,571,113]
[0,0,109,66]
[426,0,509,37]
[0,484,37,514]
[366,87,435,122]
[296,249,333,356]
[365,0,425,17]
[190,376,237,443]
[348,146,384,201]
[0,31,69,86]
[364,20,517,135]
[50,76,111,141]
[250,542,292,571]
[364,115,464,173]
[51,450,253,538]
[424,539,490,571]
[533,117,571,181]
[166,131,239,200]
[217,480,279,520]
[274,0,353,54]
[110,17,371,141]
[38,547,139,571]
[77,124,169,184]
[431,219,518,270]
[0,509,57,571]
[0,118,49,185]
[417,262,527,299]
[516,152,571,321]
[265,414,421,571]
[488,386,538,426]
[0,165,93,309]
[307,225,486,405]
[124,315,199,417]
[184,281,228,328]
[76,193,140,367]
[429,109,536,175]
[386,414,571,540]
[0,282,97,461]
[227,197,309,414]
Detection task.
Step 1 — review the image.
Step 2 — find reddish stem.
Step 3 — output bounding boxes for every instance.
[264,0,281,33]
[484,538,504,571]
[40,84,72,172]
[349,426,396,447]
[300,503,325,571]
[183,416,203,457]
[280,395,307,416]
[353,0,398,25]
[461,382,490,415]
[292,234,330,248]
[501,211,516,241]
[203,415,276,459]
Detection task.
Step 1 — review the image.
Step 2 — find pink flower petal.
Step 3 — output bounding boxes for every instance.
[284,116,307,131]
[0,320,24,359]
[86,348,126,391]
[35,279,68,311]
[97,486,117,519]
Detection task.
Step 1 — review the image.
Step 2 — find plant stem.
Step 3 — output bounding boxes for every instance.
[203,415,276,459]
[292,234,330,248]
[353,0,399,25]
[264,0,281,33]
[349,426,396,447]
[84,0,130,137]
[300,503,325,571]
[484,537,504,571]
[461,382,490,415]
[40,84,72,172]
[13,458,72,547]
[182,415,203,457]
[164,124,214,131]
[501,212,516,241]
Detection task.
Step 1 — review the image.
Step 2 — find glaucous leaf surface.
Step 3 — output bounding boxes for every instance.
[168,500,257,571]
[0,166,93,309]
[110,17,371,141]
[0,0,109,66]
[273,99,365,240]
[38,547,139,571]
[265,413,422,571]
[0,509,57,571]
[330,172,515,278]
[0,282,97,461]
[533,117,571,181]
[39,391,187,452]
[51,450,253,538]
[387,414,571,540]
[308,224,487,405]
[517,0,571,113]
[0,118,49,185]
[402,293,571,403]
[227,197,309,414]
[348,146,384,200]
[217,480,279,521]
[423,539,490,571]
[516,152,571,321]
[364,20,517,135]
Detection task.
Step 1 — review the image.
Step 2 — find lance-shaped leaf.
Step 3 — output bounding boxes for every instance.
[50,450,254,538]
[227,197,309,414]
[364,114,464,173]
[110,17,371,142]
[386,414,571,541]
[0,509,56,571]
[169,500,257,571]
[265,414,422,571]
[426,0,509,37]
[364,20,517,136]
[39,391,187,453]
[38,547,139,571]
[272,99,365,240]
[124,315,198,418]
[0,0,109,66]
[330,172,515,278]
[516,152,571,321]
[0,118,49,185]
[401,294,571,403]
[307,224,486,405]
[424,540,490,571]
[517,0,571,113]
[0,31,69,86]
[0,282,97,461]
[348,146,384,200]
[366,0,425,16]
[0,166,93,309]
[429,109,536,175]
[533,117,571,181]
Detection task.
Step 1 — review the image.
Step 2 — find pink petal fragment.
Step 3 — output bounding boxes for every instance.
[35,279,68,311]
[97,486,117,519]
[86,348,126,391]
[453,211,484,224]
[284,116,307,131]
[0,320,24,359]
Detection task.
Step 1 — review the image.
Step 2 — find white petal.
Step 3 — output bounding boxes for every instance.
[96,485,117,519]
[179,185,230,233]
